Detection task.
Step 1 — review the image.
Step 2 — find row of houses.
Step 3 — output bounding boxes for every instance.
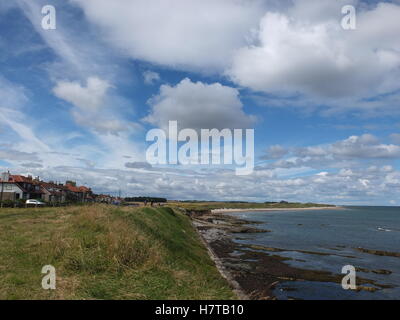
[0,171,93,203]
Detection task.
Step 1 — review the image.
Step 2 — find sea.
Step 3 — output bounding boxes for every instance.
[229,206,400,300]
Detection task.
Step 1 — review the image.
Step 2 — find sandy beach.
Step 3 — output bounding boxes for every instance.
[211,206,343,214]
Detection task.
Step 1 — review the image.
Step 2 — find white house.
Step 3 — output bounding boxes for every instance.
[0,181,25,201]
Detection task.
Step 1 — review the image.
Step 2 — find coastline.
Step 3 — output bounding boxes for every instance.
[191,208,391,300]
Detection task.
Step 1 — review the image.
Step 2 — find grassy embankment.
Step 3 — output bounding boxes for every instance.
[168,201,335,211]
[0,205,235,300]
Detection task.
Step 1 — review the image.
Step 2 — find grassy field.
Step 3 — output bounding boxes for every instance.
[0,205,235,300]
[169,201,335,211]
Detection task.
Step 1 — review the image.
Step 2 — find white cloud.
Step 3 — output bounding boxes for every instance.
[53,77,111,111]
[263,134,400,172]
[21,162,43,168]
[0,106,51,154]
[144,78,256,131]
[384,170,400,184]
[0,149,40,162]
[262,145,288,160]
[71,112,129,135]
[0,76,28,110]
[53,77,136,135]
[143,71,160,85]
[227,1,400,100]
[0,78,64,166]
[329,134,400,159]
[71,0,265,72]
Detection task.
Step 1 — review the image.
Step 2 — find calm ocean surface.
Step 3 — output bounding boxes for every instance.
[230,206,400,300]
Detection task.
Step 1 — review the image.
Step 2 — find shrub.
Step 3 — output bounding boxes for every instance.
[0,200,15,208]
[15,199,26,208]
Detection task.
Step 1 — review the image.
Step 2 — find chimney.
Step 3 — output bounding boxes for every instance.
[1,172,10,182]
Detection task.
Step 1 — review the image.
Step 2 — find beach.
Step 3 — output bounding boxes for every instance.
[211,207,342,213]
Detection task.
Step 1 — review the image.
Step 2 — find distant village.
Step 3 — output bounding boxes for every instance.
[0,171,120,205]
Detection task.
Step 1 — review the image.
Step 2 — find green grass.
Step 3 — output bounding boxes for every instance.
[0,205,235,300]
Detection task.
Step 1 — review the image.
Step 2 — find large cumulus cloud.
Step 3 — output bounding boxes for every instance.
[144,78,256,131]
[228,1,400,99]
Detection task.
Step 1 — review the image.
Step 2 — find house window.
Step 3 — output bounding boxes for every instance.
[16,194,20,200]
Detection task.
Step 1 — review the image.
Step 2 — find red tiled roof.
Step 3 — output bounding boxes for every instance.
[8,175,43,186]
[8,175,33,183]
[66,184,81,193]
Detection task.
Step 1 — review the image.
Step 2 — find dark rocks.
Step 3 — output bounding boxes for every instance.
[356,247,400,258]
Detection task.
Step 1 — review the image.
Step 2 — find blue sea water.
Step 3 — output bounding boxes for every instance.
[229,206,400,300]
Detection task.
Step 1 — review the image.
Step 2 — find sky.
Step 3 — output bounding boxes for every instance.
[1,0,400,205]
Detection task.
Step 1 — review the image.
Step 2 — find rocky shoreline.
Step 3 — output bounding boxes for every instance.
[190,209,395,300]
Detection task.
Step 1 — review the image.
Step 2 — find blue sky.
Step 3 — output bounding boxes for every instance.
[1,0,400,205]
